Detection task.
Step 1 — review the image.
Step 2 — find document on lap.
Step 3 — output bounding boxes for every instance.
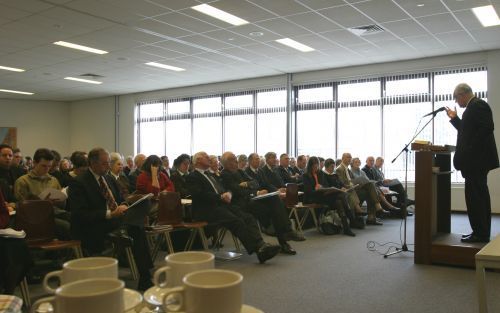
[39,188,68,201]
[251,190,280,200]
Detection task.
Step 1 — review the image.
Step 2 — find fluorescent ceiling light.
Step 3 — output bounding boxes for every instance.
[64,77,103,84]
[0,89,33,95]
[191,4,248,26]
[472,5,500,27]
[53,41,108,54]
[275,38,315,52]
[0,65,25,72]
[145,62,186,72]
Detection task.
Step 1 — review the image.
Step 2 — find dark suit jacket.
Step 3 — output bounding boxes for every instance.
[68,169,123,252]
[220,169,260,206]
[450,97,499,173]
[276,166,297,184]
[170,170,190,199]
[259,165,285,192]
[186,170,226,216]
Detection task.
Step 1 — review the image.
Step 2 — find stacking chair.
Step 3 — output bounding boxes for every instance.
[146,192,209,259]
[285,183,322,235]
[14,200,83,308]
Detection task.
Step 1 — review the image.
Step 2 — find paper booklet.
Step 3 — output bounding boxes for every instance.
[127,193,154,209]
[0,228,26,238]
[39,188,68,201]
[318,184,359,193]
[251,190,280,201]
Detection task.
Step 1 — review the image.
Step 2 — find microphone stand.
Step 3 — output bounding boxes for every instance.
[383,111,440,258]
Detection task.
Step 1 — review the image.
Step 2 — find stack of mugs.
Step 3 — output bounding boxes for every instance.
[32,257,143,313]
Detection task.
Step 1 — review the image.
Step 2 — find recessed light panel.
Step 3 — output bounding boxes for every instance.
[145,62,186,72]
[472,5,500,27]
[0,89,33,95]
[54,41,108,54]
[192,4,249,26]
[0,65,25,72]
[275,38,315,52]
[64,77,103,84]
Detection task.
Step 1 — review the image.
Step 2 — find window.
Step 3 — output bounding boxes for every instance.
[137,102,165,156]
[192,97,222,155]
[257,89,286,155]
[224,94,254,155]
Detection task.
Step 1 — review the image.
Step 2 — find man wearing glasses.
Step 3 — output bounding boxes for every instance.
[446,83,499,243]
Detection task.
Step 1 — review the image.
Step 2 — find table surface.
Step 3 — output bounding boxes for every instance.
[476,234,500,261]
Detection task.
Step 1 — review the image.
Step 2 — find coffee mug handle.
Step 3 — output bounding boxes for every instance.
[162,286,185,312]
[31,296,56,313]
[153,266,172,288]
[43,270,63,293]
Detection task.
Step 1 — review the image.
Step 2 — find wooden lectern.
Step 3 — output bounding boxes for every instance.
[412,143,486,268]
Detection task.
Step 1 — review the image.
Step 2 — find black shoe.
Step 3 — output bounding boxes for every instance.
[280,243,297,255]
[283,231,306,242]
[137,277,153,291]
[406,211,413,217]
[351,218,365,229]
[376,209,391,218]
[461,233,474,239]
[461,235,489,243]
[406,199,415,206]
[256,243,281,264]
[343,228,356,237]
[355,211,368,217]
[366,218,383,226]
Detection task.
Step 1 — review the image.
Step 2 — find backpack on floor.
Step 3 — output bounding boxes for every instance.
[319,210,342,235]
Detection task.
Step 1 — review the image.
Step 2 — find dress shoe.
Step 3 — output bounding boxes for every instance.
[461,235,489,243]
[366,218,383,226]
[343,228,356,237]
[355,211,368,217]
[284,231,306,242]
[376,209,391,218]
[256,243,281,264]
[461,233,474,239]
[406,199,415,206]
[280,243,297,255]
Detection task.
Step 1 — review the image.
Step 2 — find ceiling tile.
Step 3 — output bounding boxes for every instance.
[0,4,34,20]
[392,0,448,18]
[362,31,399,43]
[103,0,172,17]
[40,7,115,30]
[293,0,346,10]
[65,0,143,23]
[0,0,53,13]
[256,17,312,37]
[146,0,203,11]
[240,42,292,56]
[405,35,445,50]
[154,11,222,33]
[286,11,342,33]
[217,47,273,61]
[247,0,310,16]
[229,23,283,42]
[320,4,374,28]
[436,30,477,47]
[190,0,276,23]
[353,0,410,23]
[293,33,344,50]
[180,34,234,50]
[417,13,463,34]
[132,45,187,60]
[132,19,194,38]
[470,27,500,43]
[441,0,491,11]
[453,10,486,31]
[203,29,257,46]
[154,40,208,55]
[382,19,428,38]
[321,29,367,46]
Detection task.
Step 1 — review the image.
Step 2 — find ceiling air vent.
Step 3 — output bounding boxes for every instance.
[79,73,104,78]
[348,24,384,36]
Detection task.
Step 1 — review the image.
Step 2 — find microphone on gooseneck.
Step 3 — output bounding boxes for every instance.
[422,107,446,117]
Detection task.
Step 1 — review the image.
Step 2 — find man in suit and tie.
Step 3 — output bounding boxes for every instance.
[68,148,153,290]
[276,153,300,185]
[446,83,499,243]
[220,152,304,255]
[186,151,281,263]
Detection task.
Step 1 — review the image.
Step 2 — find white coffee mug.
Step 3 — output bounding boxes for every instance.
[32,278,124,313]
[154,251,214,288]
[43,257,118,293]
[162,269,243,313]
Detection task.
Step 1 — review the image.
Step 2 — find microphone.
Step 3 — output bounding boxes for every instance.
[422,107,446,117]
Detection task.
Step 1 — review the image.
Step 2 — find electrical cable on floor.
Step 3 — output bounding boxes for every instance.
[366,214,414,255]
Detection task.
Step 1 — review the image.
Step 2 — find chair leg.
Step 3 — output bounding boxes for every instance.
[197,228,209,251]
[184,229,197,251]
[164,232,175,254]
[309,207,320,231]
[125,247,139,281]
[20,276,31,308]
[290,208,304,235]
[214,228,227,251]
[73,246,84,258]
[231,233,241,252]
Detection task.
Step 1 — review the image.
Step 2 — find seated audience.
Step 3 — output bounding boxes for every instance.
[363,156,414,209]
[289,157,299,175]
[14,148,71,239]
[208,155,221,177]
[220,152,304,255]
[11,148,27,176]
[128,154,146,192]
[258,152,286,191]
[0,189,33,294]
[136,155,175,196]
[68,148,153,290]
[351,157,400,215]
[108,152,131,198]
[295,155,307,175]
[336,153,385,225]
[276,153,299,184]
[68,151,88,178]
[160,155,170,178]
[170,154,191,199]
[237,154,248,170]
[186,152,281,264]
[303,156,356,236]
[0,144,20,206]
[124,155,134,176]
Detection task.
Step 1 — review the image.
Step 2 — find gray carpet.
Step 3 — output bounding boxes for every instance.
[23,213,500,313]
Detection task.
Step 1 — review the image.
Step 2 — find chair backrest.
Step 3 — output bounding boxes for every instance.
[14,200,55,243]
[157,191,183,225]
[285,183,299,207]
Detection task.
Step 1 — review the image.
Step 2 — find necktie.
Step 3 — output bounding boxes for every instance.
[98,176,117,211]
[206,172,223,194]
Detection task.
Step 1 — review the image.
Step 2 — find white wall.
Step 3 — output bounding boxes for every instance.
[0,99,70,157]
[69,50,500,212]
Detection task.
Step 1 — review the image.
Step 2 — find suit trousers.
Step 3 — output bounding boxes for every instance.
[245,197,291,244]
[355,183,379,214]
[198,204,264,254]
[463,170,491,238]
